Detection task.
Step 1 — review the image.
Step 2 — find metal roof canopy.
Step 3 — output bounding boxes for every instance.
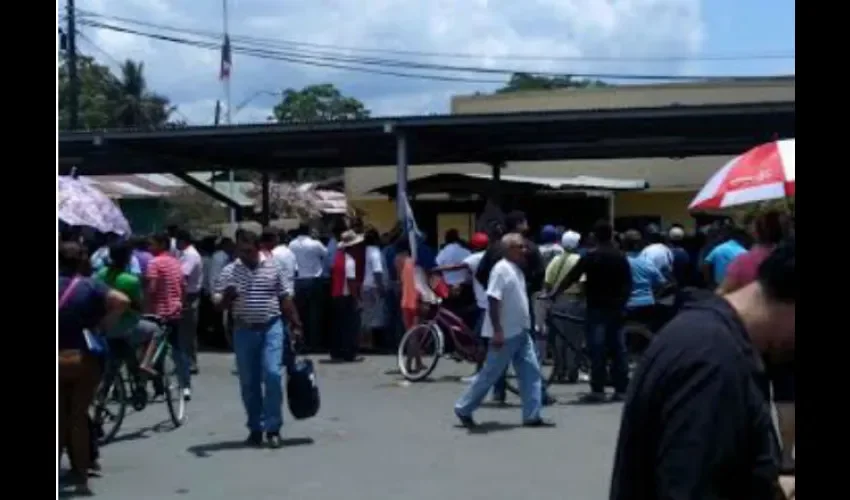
[370,172,649,197]
[59,101,795,175]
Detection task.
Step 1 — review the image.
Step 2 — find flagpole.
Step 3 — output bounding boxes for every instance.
[223,0,236,223]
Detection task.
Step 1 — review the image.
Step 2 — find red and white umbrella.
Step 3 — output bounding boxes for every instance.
[689,139,795,211]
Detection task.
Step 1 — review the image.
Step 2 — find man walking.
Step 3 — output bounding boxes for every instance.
[213,231,303,448]
[454,234,552,428]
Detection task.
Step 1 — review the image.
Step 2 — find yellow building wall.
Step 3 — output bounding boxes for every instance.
[350,198,397,233]
[437,213,475,244]
[614,191,698,231]
[351,191,698,234]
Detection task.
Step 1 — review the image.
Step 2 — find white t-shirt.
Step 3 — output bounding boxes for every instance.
[362,245,384,289]
[271,244,298,297]
[462,251,487,309]
[480,259,531,339]
[289,235,328,279]
[435,242,471,286]
[341,254,356,296]
[640,243,673,275]
[180,245,204,294]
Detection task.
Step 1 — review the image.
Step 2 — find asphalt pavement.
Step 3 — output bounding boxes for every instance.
[68,353,625,500]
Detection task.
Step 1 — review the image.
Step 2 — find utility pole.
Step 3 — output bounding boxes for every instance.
[222,0,236,223]
[66,0,80,130]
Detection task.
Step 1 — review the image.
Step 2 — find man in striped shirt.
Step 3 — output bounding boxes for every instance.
[214,230,303,448]
[145,232,192,399]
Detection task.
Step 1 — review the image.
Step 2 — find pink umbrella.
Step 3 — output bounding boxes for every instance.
[689,139,795,211]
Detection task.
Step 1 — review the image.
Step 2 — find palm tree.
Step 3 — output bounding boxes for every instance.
[112,60,175,128]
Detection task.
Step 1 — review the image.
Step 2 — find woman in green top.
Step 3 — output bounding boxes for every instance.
[95,241,143,340]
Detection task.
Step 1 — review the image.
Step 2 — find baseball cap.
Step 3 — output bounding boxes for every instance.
[561,230,581,250]
[668,227,685,241]
[470,232,489,250]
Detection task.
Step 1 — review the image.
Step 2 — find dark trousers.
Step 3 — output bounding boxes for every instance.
[330,295,360,361]
[586,308,629,394]
[295,278,324,352]
[59,350,101,480]
[384,282,405,349]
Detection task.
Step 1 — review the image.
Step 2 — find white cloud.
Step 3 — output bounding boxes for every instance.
[77,0,705,125]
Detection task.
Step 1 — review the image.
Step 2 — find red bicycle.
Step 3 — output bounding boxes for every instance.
[397,300,485,382]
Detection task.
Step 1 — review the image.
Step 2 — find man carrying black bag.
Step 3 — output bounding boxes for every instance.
[214,231,304,449]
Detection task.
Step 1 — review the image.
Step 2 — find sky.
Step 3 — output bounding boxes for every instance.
[69,0,795,125]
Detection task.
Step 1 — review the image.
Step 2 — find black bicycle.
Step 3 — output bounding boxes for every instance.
[91,315,187,445]
[502,305,656,395]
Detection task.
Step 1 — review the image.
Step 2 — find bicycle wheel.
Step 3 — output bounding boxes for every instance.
[397,323,443,382]
[161,345,187,427]
[91,364,127,446]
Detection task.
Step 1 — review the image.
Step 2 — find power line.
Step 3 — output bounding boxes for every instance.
[75,8,795,63]
[78,19,786,83]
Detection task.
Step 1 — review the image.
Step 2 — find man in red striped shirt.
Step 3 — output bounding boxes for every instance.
[146,232,192,399]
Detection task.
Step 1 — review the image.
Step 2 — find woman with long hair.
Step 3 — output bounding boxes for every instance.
[59,242,129,495]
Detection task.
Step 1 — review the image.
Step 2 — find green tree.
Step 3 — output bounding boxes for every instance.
[269,83,371,182]
[112,60,175,128]
[58,55,177,130]
[496,72,609,93]
[272,83,370,122]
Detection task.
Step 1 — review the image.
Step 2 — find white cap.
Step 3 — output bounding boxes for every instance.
[668,227,685,241]
[561,230,581,250]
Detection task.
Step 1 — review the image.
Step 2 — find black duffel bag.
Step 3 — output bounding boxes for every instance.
[285,347,320,420]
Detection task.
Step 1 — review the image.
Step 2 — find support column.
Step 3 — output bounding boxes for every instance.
[395,131,409,223]
[260,171,271,227]
[488,160,505,208]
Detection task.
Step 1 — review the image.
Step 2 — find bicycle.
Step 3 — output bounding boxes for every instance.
[91,315,187,445]
[500,303,654,395]
[397,301,486,382]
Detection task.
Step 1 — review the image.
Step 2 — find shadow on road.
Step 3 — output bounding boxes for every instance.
[107,419,174,445]
[454,421,522,435]
[187,437,315,457]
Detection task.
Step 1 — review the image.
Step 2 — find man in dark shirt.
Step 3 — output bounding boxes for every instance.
[610,237,795,500]
[552,219,632,402]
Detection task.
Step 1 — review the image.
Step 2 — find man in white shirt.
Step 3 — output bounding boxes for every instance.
[435,229,471,287]
[176,230,204,373]
[271,233,299,305]
[205,237,234,344]
[289,225,328,351]
[454,233,551,429]
[639,225,674,278]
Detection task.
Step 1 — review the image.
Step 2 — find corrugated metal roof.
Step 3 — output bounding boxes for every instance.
[464,173,648,191]
[80,173,347,213]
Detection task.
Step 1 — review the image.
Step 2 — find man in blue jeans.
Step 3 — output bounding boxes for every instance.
[214,230,303,448]
[551,220,632,403]
[455,234,552,428]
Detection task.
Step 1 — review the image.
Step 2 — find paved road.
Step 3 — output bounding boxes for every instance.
[72,353,625,499]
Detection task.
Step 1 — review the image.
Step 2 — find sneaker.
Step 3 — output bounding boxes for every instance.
[182,388,192,401]
[460,375,477,384]
[266,432,284,449]
[522,418,556,428]
[610,392,627,402]
[577,392,607,404]
[245,431,263,448]
[454,411,477,429]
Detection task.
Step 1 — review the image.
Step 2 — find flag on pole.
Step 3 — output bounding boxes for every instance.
[403,197,419,261]
[219,35,232,80]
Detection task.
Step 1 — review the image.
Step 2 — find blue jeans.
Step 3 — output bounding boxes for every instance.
[492,332,549,401]
[233,317,286,433]
[585,308,628,394]
[455,333,543,422]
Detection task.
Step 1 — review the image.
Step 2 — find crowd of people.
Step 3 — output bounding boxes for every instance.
[58,207,795,498]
